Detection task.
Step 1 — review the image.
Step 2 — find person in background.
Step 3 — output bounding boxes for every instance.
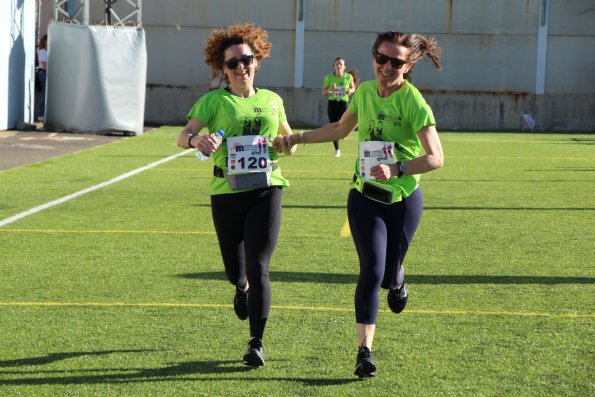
[322,57,355,157]
[274,31,444,378]
[37,34,48,122]
[177,23,295,368]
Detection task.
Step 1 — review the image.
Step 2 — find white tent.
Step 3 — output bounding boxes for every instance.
[45,22,147,135]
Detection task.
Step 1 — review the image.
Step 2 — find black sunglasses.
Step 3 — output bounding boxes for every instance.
[223,54,254,70]
[372,50,407,69]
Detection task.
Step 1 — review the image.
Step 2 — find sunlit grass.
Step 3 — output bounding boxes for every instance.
[0,128,593,396]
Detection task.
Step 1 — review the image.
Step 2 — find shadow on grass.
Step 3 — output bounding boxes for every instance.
[424,206,594,211]
[0,356,359,386]
[192,203,347,209]
[178,271,594,285]
[528,168,595,172]
[192,203,594,211]
[0,350,153,367]
[407,275,595,285]
[179,271,356,284]
[567,137,595,145]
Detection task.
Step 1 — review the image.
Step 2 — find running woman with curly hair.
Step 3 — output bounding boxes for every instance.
[178,23,296,368]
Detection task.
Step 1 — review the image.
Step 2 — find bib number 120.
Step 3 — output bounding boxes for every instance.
[238,156,268,170]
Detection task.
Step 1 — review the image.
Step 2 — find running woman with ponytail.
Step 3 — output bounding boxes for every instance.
[274,31,444,378]
[322,57,356,157]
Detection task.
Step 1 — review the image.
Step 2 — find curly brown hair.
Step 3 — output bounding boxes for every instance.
[203,23,272,74]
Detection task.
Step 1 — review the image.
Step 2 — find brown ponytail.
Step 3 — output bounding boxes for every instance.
[405,34,441,71]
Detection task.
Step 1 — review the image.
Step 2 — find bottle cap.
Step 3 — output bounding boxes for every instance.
[217,129,225,137]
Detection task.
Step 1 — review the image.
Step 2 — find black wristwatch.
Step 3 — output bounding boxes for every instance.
[397,162,404,178]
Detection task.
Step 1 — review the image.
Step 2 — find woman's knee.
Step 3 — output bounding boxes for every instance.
[359,262,384,288]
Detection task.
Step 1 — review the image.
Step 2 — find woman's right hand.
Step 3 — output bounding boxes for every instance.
[273,135,292,153]
[195,134,219,155]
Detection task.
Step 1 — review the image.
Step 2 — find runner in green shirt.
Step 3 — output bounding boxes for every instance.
[177,23,296,369]
[322,57,355,157]
[275,31,444,378]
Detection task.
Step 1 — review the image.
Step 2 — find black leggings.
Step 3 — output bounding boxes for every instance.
[347,187,423,324]
[327,100,348,150]
[211,187,283,340]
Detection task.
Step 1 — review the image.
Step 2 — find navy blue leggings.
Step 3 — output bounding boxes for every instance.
[211,187,283,340]
[347,187,423,324]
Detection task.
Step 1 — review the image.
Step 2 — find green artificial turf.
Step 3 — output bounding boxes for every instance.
[0,127,593,396]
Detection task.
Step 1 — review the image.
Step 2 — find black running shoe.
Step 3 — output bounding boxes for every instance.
[243,338,265,367]
[233,287,248,320]
[354,345,376,378]
[387,283,408,314]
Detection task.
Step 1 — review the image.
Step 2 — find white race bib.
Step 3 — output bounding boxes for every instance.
[227,135,272,174]
[358,141,397,180]
[332,86,346,99]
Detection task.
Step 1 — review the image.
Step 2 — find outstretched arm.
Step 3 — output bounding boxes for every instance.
[273,109,358,154]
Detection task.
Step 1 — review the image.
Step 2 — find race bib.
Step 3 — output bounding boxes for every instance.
[227,135,272,174]
[332,86,346,99]
[359,141,397,180]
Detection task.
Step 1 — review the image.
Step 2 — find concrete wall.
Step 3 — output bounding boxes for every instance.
[45,0,595,131]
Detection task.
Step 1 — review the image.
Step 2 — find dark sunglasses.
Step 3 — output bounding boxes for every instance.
[223,54,254,70]
[372,50,407,69]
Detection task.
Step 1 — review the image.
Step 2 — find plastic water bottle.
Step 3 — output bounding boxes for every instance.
[196,129,225,161]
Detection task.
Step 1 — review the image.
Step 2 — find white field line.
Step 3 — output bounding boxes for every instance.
[0,149,193,228]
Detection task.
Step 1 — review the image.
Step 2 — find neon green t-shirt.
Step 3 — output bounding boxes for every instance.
[348,80,436,201]
[323,73,352,102]
[186,88,290,195]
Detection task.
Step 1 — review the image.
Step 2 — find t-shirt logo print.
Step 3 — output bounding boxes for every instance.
[242,113,263,136]
[367,117,384,141]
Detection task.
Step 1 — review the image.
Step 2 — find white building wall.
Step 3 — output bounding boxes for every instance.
[0,0,36,130]
[139,0,595,130]
[28,0,595,131]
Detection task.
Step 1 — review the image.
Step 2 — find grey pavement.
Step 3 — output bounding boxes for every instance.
[0,125,132,172]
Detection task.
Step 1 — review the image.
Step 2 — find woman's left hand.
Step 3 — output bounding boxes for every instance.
[370,163,394,182]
